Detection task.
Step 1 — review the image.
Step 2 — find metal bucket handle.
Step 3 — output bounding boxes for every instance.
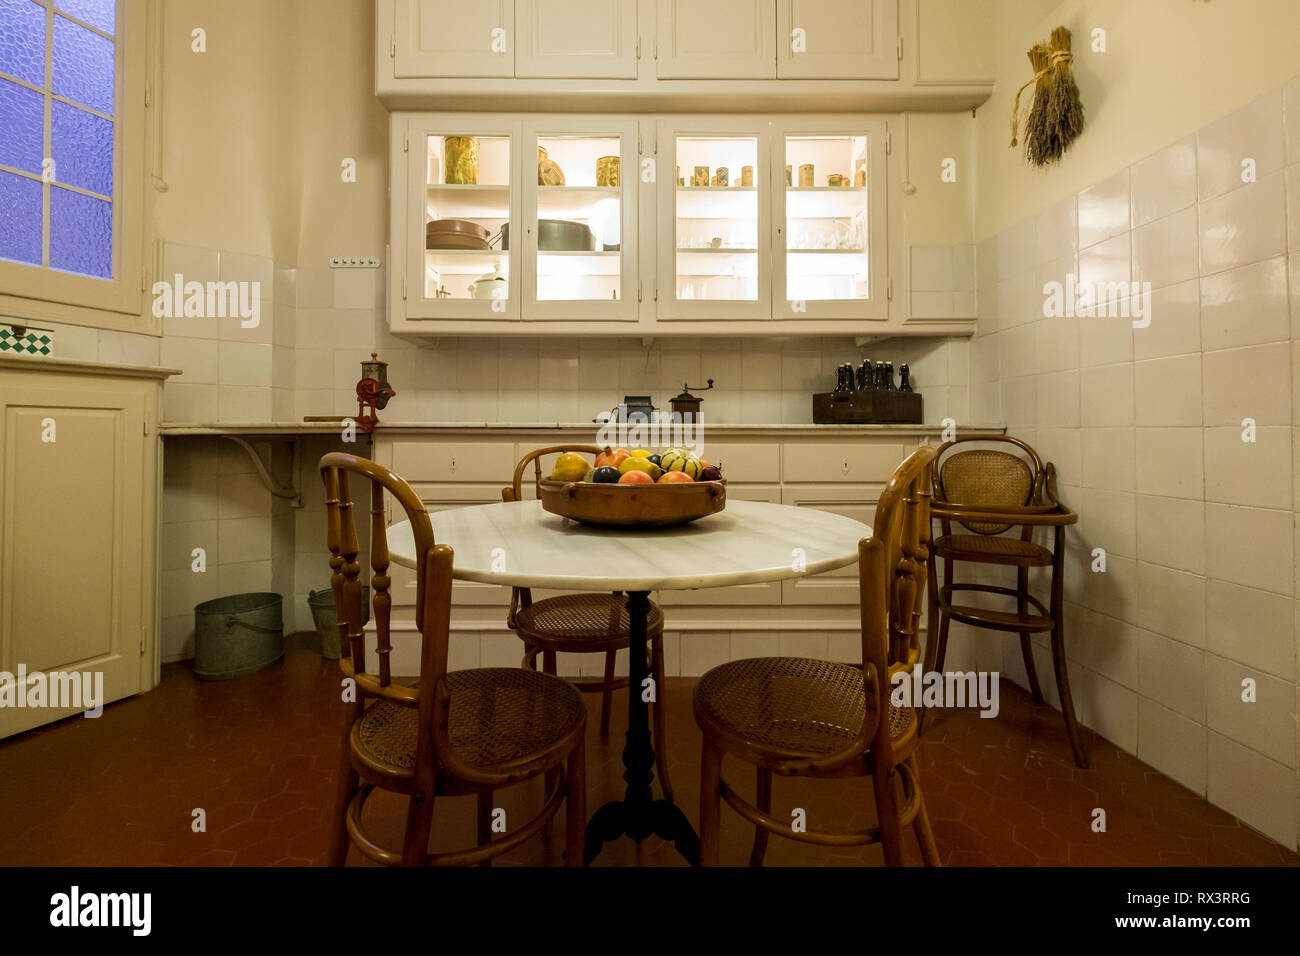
[225,615,282,634]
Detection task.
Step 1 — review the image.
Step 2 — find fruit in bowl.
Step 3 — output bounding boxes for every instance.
[551,452,590,481]
[658,471,694,484]
[619,457,663,481]
[699,463,722,482]
[618,470,654,485]
[660,449,703,479]
[595,446,630,469]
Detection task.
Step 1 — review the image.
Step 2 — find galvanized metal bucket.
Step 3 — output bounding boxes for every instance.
[307,586,369,660]
[193,593,284,680]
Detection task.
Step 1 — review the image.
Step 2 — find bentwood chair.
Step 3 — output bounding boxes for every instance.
[922,435,1088,768]
[503,445,673,801]
[694,447,942,867]
[321,452,587,866]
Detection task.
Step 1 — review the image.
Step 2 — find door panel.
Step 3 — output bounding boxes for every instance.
[389,484,512,607]
[777,0,899,79]
[779,483,879,605]
[516,0,639,79]
[0,386,145,737]
[656,0,776,78]
[658,483,782,605]
[394,0,514,78]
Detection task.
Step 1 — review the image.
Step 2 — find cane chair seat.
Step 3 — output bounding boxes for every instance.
[933,533,1053,567]
[515,592,665,645]
[694,656,914,758]
[354,668,587,775]
[940,449,1034,535]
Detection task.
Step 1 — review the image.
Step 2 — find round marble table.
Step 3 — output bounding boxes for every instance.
[387,497,873,865]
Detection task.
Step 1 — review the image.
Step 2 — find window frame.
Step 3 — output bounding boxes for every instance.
[0,0,149,332]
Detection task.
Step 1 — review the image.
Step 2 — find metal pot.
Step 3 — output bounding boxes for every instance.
[500,219,597,252]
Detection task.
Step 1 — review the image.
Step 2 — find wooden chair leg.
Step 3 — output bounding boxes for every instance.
[400,790,434,867]
[699,739,723,867]
[920,553,942,733]
[749,767,772,867]
[908,758,942,867]
[599,649,616,740]
[1018,567,1046,704]
[650,634,673,803]
[1050,530,1089,768]
[564,740,586,867]
[327,706,360,867]
[918,610,951,733]
[871,764,905,867]
[475,790,494,867]
[539,646,562,840]
[1051,625,1089,769]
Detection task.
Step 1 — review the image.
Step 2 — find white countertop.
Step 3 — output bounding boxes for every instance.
[160,421,1006,436]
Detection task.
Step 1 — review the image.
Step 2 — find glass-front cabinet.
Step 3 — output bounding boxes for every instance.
[774,117,888,320]
[406,115,522,320]
[656,118,772,320]
[522,118,639,321]
[394,113,892,331]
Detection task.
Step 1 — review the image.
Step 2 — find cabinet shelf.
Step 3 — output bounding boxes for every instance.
[674,188,759,218]
[786,187,867,218]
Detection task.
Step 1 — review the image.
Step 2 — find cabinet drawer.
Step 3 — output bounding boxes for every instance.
[659,483,782,606]
[695,442,779,483]
[388,483,512,607]
[779,483,879,605]
[391,441,518,483]
[780,442,906,483]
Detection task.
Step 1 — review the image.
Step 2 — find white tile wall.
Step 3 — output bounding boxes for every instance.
[972,73,1300,849]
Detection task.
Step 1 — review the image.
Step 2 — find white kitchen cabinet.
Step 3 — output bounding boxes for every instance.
[776,0,899,80]
[655,0,776,79]
[516,0,639,79]
[402,114,523,321]
[656,116,774,320]
[778,483,881,605]
[392,0,515,78]
[772,115,889,320]
[521,117,641,321]
[0,358,166,738]
[910,0,994,86]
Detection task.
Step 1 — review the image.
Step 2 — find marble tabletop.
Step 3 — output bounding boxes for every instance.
[387,499,872,592]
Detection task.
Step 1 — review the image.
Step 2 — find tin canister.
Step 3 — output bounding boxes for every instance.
[444,135,479,184]
[799,163,814,187]
[740,165,754,187]
[693,165,709,187]
[597,155,620,186]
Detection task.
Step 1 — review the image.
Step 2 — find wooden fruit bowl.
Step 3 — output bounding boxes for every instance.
[538,478,727,528]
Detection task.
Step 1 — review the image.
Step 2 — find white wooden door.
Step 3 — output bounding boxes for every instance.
[656,0,776,78]
[0,382,147,737]
[771,115,890,321]
[521,116,640,321]
[405,114,522,320]
[516,0,639,79]
[776,0,899,79]
[656,116,773,321]
[393,0,514,78]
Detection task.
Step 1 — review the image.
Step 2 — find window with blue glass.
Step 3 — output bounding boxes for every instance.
[0,0,117,280]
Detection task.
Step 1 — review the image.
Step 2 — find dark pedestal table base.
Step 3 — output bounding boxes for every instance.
[582,590,700,866]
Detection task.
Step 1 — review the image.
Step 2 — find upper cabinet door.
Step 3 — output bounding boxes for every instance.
[393,0,515,78]
[911,0,994,85]
[656,0,776,79]
[776,0,899,79]
[516,0,639,79]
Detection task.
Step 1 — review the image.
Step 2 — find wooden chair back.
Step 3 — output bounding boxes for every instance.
[933,435,1045,535]
[502,443,605,503]
[320,452,454,742]
[858,446,936,763]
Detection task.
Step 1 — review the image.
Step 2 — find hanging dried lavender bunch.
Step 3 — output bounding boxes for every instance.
[1010,27,1084,167]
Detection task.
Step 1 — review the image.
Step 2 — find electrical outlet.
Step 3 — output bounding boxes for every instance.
[330,257,381,269]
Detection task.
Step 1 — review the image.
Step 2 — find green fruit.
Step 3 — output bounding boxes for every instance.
[582,468,596,483]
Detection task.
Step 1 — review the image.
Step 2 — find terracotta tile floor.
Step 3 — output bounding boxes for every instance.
[0,634,1295,867]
